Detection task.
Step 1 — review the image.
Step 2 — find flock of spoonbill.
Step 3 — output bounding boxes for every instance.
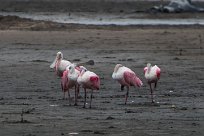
[50,52,161,108]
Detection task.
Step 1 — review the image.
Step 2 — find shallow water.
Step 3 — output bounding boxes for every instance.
[1,11,204,26]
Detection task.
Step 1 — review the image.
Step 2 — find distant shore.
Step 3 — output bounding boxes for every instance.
[1,0,204,13]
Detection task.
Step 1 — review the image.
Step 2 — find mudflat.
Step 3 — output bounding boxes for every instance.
[0,26,203,135]
[0,1,204,136]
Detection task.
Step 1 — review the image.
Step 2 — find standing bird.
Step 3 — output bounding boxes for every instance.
[50,52,72,77]
[112,64,143,104]
[144,63,161,103]
[77,66,100,108]
[61,64,80,105]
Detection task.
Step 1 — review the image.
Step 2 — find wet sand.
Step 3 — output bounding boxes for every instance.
[0,26,204,135]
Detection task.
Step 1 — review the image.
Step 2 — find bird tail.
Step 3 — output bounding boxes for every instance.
[90,76,100,90]
[124,72,143,88]
[134,76,143,88]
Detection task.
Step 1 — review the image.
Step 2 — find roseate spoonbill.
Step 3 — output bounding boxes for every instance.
[50,52,71,77]
[61,64,80,105]
[77,66,100,108]
[144,63,161,103]
[112,64,143,104]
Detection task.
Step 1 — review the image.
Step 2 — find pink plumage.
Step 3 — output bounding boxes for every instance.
[156,69,161,79]
[124,72,143,88]
[90,76,100,90]
[50,52,71,77]
[144,63,161,103]
[61,64,80,105]
[61,70,69,91]
[112,64,143,104]
[77,66,100,108]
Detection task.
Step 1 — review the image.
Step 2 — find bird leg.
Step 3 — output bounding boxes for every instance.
[125,86,129,105]
[89,90,93,109]
[63,91,66,100]
[83,88,87,108]
[154,81,157,90]
[74,85,78,106]
[61,82,66,100]
[149,83,154,103]
[68,90,71,106]
[77,85,80,98]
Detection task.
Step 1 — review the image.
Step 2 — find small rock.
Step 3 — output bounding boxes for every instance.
[94,131,105,134]
[180,107,188,110]
[108,126,115,129]
[106,116,115,120]
[171,105,176,108]
[173,57,180,60]
[125,110,135,113]
[87,60,94,65]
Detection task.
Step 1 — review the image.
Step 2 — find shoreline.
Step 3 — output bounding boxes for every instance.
[1,14,204,31]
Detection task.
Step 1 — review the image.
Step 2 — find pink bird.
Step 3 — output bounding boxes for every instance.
[50,52,72,77]
[77,66,100,108]
[144,63,161,103]
[112,64,143,104]
[61,64,80,105]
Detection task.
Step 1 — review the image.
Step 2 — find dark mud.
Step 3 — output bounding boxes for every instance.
[0,27,203,135]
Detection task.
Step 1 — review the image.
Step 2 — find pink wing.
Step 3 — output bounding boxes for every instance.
[144,67,148,74]
[90,76,100,90]
[75,66,81,72]
[124,71,143,87]
[156,67,161,79]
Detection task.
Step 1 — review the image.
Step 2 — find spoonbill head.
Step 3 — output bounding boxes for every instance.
[50,52,63,68]
[50,52,72,77]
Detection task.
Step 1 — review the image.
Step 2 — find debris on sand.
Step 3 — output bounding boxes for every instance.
[86,60,95,65]
[106,116,115,120]
[173,57,180,60]
[50,104,59,107]
[150,0,204,13]
[180,107,188,110]
[93,131,105,135]
[125,110,136,113]
[171,104,177,109]
[2,119,32,124]
[68,132,79,135]
[80,130,93,133]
